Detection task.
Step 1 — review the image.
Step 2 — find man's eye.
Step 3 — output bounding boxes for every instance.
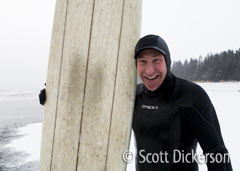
[153,59,161,63]
[138,60,146,64]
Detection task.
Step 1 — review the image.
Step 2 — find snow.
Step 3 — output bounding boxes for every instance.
[3,82,240,170]
[4,123,42,163]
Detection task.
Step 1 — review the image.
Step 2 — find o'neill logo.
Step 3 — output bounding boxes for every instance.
[142,105,159,110]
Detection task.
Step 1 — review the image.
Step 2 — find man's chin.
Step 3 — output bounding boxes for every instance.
[144,83,161,92]
[142,79,162,91]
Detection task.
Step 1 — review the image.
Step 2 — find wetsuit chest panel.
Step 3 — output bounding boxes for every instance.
[133,91,180,151]
[133,90,181,171]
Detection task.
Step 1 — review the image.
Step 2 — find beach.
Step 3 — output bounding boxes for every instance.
[0,90,42,171]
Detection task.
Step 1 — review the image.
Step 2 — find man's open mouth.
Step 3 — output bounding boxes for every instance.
[145,75,159,80]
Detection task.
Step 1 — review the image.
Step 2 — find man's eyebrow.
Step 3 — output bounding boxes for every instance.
[153,52,162,57]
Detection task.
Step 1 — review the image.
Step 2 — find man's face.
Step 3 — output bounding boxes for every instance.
[136,49,167,91]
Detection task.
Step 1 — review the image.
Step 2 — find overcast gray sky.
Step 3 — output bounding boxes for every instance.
[0,0,240,90]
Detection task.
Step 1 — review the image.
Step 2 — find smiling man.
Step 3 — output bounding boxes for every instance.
[39,34,233,171]
[132,34,233,171]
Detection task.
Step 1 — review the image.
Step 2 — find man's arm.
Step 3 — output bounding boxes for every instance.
[187,104,233,171]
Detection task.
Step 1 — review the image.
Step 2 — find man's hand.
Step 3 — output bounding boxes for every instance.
[39,88,46,105]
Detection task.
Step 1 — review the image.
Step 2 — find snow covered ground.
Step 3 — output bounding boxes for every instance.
[0,89,42,170]
[0,82,239,170]
[4,123,42,163]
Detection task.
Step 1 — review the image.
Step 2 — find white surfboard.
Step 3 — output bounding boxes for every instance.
[40,0,142,171]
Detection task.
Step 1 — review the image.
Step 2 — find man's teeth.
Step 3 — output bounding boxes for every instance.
[146,76,158,80]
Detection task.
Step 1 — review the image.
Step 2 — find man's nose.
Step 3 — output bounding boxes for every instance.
[145,63,155,75]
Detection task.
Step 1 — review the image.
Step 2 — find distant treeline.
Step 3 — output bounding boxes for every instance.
[171,49,240,81]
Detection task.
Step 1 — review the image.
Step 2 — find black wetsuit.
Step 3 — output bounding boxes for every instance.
[132,74,233,171]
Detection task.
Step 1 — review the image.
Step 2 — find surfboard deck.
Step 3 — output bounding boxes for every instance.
[40,0,142,170]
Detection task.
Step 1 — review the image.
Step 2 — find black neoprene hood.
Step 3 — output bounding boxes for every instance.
[134,34,171,74]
